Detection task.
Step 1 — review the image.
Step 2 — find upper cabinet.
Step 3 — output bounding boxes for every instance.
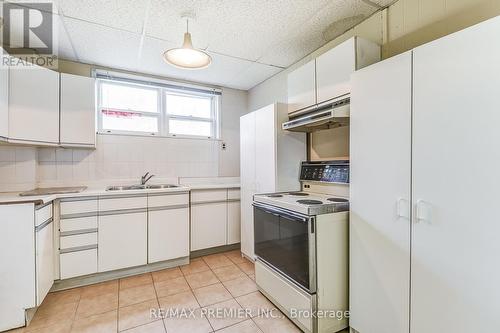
[287,37,380,115]
[287,60,316,114]
[9,62,60,145]
[60,73,96,148]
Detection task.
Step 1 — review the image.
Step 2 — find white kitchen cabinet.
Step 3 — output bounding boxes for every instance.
[410,17,500,333]
[8,62,59,145]
[287,60,316,114]
[350,52,412,333]
[98,211,147,272]
[0,204,36,332]
[148,193,189,263]
[60,73,96,148]
[240,103,306,258]
[0,49,8,138]
[35,217,54,306]
[316,37,380,104]
[350,16,500,333]
[191,200,227,251]
[227,200,241,245]
[60,249,98,280]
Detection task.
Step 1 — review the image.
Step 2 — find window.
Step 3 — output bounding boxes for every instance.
[97,78,220,138]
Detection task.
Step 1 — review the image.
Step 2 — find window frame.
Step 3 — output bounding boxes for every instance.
[96,78,220,140]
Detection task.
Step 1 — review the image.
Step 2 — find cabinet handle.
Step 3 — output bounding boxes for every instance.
[396,198,409,220]
[415,199,432,224]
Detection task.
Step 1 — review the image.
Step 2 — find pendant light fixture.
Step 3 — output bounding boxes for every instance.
[163,16,212,70]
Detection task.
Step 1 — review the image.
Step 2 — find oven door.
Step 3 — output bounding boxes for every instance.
[253,203,316,293]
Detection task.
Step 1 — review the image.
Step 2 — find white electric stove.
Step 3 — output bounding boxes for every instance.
[253,160,349,333]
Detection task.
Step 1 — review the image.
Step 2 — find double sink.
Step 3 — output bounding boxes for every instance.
[106,184,179,191]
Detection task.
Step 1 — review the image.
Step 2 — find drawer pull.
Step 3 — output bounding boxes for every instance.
[60,228,98,237]
[60,244,97,254]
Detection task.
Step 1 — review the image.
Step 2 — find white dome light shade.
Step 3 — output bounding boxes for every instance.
[163,32,212,69]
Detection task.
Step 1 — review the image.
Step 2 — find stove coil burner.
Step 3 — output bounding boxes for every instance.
[327,197,349,202]
[297,199,323,205]
[288,192,309,196]
[267,194,283,198]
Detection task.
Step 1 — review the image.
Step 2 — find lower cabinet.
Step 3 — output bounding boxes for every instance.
[191,202,227,251]
[35,210,54,306]
[148,207,189,263]
[98,212,147,272]
[227,201,241,245]
[60,249,97,279]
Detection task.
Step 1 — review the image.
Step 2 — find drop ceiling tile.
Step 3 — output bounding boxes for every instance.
[138,36,254,89]
[63,17,141,71]
[228,62,283,90]
[59,0,148,33]
[146,0,332,64]
[55,15,76,60]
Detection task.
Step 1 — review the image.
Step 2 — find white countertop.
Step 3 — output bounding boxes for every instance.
[0,182,240,205]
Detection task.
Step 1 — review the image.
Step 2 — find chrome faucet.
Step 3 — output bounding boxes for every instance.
[140,172,155,185]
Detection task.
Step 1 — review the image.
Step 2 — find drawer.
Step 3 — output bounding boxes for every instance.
[60,198,98,216]
[191,189,227,203]
[148,193,189,208]
[60,249,97,279]
[35,203,53,227]
[99,195,147,212]
[256,260,313,331]
[227,188,241,200]
[60,232,97,249]
[60,216,98,233]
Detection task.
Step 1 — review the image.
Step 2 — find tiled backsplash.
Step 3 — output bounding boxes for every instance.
[0,134,221,192]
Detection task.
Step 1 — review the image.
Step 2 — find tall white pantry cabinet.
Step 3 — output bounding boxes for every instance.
[240,103,306,259]
[349,16,500,333]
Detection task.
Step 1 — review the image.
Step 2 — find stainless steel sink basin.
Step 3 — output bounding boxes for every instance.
[106,184,179,191]
[146,184,179,189]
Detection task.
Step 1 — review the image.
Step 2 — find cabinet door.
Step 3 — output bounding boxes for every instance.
[227,201,241,245]
[287,60,316,114]
[36,221,54,306]
[60,73,96,147]
[191,203,227,251]
[316,38,355,103]
[9,63,59,144]
[148,208,189,263]
[240,112,256,258]
[255,105,276,193]
[349,52,412,333]
[411,18,500,333]
[0,51,8,138]
[98,212,147,272]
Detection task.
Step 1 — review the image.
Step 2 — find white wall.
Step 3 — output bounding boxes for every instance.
[0,146,37,191]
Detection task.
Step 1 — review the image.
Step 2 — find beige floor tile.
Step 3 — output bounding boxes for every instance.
[235,292,276,318]
[248,274,256,281]
[202,299,247,331]
[192,283,233,307]
[81,280,119,299]
[158,290,200,315]
[163,308,212,333]
[35,299,78,318]
[5,328,25,333]
[202,254,233,269]
[151,267,183,283]
[237,261,255,275]
[252,315,301,333]
[180,258,210,275]
[184,270,220,289]
[217,319,263,333]
[154,276,190,298]
[121,320,166,333]
[120,273,153,290]
[24,322,72,333]
[71,310,117,333]
[212,264,246,282]
[118,299,160,331]
[225,250,247,265]
[76,292,118,319]
[119,284,157,308]
[27,302,77,331]
[42,288,81,306]
[223,276,258,297]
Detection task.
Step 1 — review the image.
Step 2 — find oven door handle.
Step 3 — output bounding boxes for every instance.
[253,202,311,222]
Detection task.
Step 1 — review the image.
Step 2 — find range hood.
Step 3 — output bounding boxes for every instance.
[282,97,350,132]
